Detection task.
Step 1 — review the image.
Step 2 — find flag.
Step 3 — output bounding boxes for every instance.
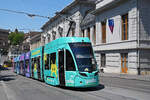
[108,19,114,33]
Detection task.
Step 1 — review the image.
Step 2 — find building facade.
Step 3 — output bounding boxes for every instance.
[0,29,10,65]
[22,33,30,52]
[41,0,150,75]
[41,0,96,45]
[93,0,150,75]
[29,31,42,50]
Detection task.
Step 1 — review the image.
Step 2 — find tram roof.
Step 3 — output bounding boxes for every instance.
[46,37,90,46]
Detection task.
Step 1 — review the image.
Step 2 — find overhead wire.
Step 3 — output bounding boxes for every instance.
[0,8,50,19]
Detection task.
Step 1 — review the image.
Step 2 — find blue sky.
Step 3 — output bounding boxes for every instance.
[0,0,73,32]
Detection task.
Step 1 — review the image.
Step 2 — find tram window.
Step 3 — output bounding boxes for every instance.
[20,61,23,68]
[34,58,37,68]
[66,50,76,71]
[45,54,50,70]
[25,60,29,70]
[37,57,40,69]
[50,53,56,69]
[32,58,34,69]
[59,51,64,69]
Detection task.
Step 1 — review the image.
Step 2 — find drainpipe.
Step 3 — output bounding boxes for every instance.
[0,52,1,66]
[137,0,140,75]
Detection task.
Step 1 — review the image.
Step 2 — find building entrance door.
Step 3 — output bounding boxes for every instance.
[121,53,128,73]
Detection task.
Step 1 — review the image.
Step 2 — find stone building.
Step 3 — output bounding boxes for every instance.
[0,28,10,65]
[22,33,30,52]
[92,0,150,75]
[41,0,96,45]
[41,0,150,75]
[29,31,42,50]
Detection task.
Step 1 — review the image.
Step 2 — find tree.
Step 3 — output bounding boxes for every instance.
[8,29,24,45]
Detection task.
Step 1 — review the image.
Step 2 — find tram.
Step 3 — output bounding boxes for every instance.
[31,47,44,81]
[15,56,20,74]
[13,37,99,88]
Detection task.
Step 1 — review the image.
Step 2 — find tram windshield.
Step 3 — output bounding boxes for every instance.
[69,43,97,72]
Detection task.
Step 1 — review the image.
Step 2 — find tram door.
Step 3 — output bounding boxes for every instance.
[37,57,41,80]
[31,58,34,78]
[58,50,65,86]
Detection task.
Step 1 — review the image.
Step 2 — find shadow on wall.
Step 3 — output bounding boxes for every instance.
[139,0,150,39]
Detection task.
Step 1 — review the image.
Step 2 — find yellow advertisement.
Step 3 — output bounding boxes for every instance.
[51,60,57,78]
[32,50,40,56]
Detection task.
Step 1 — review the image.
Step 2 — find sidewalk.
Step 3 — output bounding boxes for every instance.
[99,72,150,82]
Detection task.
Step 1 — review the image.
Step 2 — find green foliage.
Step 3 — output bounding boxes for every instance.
[8,29,24,45]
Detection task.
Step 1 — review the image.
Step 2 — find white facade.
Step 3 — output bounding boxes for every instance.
[94,0,150,75]
[41,0,150,75]
[41,0,96,45]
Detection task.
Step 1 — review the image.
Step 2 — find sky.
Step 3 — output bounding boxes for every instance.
[0,0,73,32]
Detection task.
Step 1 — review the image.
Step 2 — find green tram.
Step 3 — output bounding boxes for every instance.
[16,37,99,87]
[43,37,99,87]
[31,47,44,81]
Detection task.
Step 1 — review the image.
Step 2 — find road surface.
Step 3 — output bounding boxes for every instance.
[0,68,150,100]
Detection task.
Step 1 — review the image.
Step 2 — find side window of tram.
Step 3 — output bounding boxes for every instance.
[37,57,40,69]
[45,54,50,70]
[59,51,64,69]
[66,50,76,71]
[34,58,37,70]
[50,53,56,69]
[32,58,34,70]
[25,60,28,72]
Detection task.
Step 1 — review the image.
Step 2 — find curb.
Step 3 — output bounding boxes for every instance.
[99,73,150,82]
